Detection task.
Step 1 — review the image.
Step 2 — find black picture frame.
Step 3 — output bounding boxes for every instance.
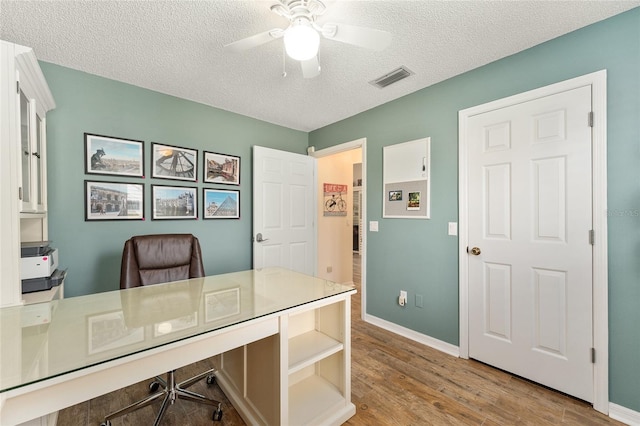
[389,190,402,201]
[151,142,198,182]
[84,133,144,178]
[203,151,240,186]
[203,188,240,219]
[85,180,145,221]
[151,184,198,220]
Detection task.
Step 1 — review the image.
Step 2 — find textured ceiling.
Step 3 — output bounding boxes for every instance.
[1,1,638,132]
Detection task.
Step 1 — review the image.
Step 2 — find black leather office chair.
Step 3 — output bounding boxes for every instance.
[101,234,222,426]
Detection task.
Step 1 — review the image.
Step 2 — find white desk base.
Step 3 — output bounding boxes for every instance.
[1,273,357,426]
[1,317,278,425]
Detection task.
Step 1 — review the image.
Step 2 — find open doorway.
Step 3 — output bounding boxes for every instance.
[313,139,366,318]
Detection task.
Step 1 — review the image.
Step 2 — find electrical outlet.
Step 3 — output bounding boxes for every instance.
[399,290,407,307]
[326,266,332,273]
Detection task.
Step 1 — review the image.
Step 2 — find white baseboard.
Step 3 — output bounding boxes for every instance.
[363,314,460,358]
[609,403,640,425]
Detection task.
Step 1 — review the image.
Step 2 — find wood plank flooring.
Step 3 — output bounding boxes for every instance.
[58,257,620,425]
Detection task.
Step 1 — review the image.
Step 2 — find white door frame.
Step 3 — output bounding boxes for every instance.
[312,138,367,320]
[458,70,608,413]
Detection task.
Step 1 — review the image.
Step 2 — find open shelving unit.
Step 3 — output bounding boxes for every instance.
[286,301,351,425]
[216,292,355,425]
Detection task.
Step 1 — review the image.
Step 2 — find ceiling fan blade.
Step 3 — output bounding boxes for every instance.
[321,23,391,51]
[224,28,284,53]
[300,56,321,79]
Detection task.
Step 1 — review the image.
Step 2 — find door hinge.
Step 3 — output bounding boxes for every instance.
[588,111,594,127]
[18,187,23,201]
[591,347,596,363]
[589,229,595,245]
[16,80,20,94]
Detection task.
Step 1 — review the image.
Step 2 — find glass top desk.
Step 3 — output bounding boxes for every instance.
[0,267,357,425]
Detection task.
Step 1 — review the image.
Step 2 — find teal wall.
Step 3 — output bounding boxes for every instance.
[309,9,640,412]
[41,62,308,297]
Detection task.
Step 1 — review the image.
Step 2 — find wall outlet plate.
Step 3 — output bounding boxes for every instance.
[399,290,407,306]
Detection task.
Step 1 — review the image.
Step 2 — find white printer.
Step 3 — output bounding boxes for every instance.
[21,241,65,293]
[22,247,58,279]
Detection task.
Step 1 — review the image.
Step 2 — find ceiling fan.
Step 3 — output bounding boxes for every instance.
[224,0,392,78]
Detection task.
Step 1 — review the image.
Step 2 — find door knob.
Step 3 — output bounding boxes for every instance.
[256,233,269,243]
[470,247,481,256]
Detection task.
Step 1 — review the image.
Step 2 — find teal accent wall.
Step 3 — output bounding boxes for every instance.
[309,9,640,412]
[41,62,308,297]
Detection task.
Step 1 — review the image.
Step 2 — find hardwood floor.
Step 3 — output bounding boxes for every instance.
[58,258,620,425]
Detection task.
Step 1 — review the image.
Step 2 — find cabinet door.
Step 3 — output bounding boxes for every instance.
[35,114,45,210]
[18,88,46,213]
[19,89,32,210]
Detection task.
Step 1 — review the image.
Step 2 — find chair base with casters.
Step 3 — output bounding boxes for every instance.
[100,368,223,426]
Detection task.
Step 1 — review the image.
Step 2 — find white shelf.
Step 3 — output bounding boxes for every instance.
[289,375,345,426]
[20,211,47,219]
[289,330,343,374]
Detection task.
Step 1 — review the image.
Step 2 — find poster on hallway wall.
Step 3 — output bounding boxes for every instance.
[323,183,348,216]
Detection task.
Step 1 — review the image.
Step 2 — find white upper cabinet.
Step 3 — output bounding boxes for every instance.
[13,41,56,213]
[1,40,55,307]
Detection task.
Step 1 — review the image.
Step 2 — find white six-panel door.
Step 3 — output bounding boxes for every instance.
[467,86,594,402]
[253,146,316,275]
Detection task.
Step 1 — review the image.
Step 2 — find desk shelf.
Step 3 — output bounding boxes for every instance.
[289,375,346,426]
[285,298,353,425]
[289,330,343,374]
[217,291,356,425]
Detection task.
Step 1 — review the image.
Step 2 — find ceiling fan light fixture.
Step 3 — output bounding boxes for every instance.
[284,20,319,61]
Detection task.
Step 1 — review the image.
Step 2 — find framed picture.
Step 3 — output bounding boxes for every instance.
[407,191,421,210]
[152,184,197,220]
[85,180,144,221]
[389,190,402,201]
[203,189,240,219]
[84,133,144,178]
[203,151,240,185]
[151,142,197,181]
[87,310,144,355]
[205,288,240,323]
[323,183,348,217]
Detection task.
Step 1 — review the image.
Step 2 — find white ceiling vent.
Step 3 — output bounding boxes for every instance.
[370,66,414,89]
